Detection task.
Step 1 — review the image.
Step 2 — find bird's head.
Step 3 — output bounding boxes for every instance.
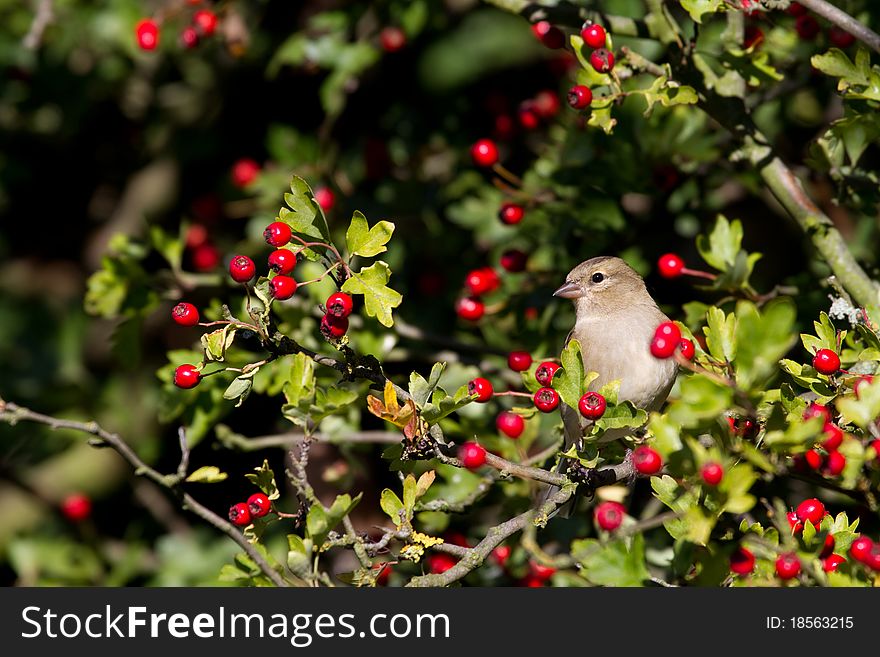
[553,256,652,315]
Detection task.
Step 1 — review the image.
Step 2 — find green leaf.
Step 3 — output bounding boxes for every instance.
[150,226,183,271]
[409,363,446,407]
[380,489,405,526]
[345,211,395,258]
[697,215,743,272]
[575,534,651,586]
[667,375,734,428]
[553,339,597,409]
[637,76,698,117]
[202,326,237,362]
[185,466,228,484]
[278,176,331,260]
[341,261,403,327]
[402,475,417,514]
[223,376,253,407]
[704,306,736,364]
[286,535,312,578]
[420,384,473,423]
[244,460,280,501]
[283,353,316,407]
[735,299,797,389]
[679,0,722,24]
[837,377,880,428]
[812,48,880,101]
[594,401,648,432]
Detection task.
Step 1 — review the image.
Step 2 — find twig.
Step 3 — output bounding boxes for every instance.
[22,0,53,50]
[217,427,401,451]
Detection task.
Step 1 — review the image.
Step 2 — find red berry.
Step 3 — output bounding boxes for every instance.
[829,27,856,48]
[496,411,525,439]
[701,462,724,486]
[729,416,758,439]
[533,387,560,413]
[508,351,532,372]
[171,302,200,327]
[471,139,499,167]
[787,511,803,535]
[567,85,593,110]
[468,377,494,403]
[456,297,485,322]
[796,497,826,526]
[812,349,840,375]
[185,224,208,249]
[491,545,511,567]
[678,338,695,361]
[594,501,625,531]
[650,321,681,358]
[459,442,487,469]
[500,249,528,273]
[521,575,545,587]
[531,21,564,49]
[657,253,685,278]
[535,361,561,387]
[633,446,662,475]
[787,2,807,16]
[229,502,252,527]
[730,547,755,575]
[135,19,160,51]
[821,423,844,451]
[181,26,199,49]
[191,243,220,271]
[580,23,607,49]
[529,561,556,580]
[229,255,256,283]
[193,9,218,36]
[532,90,561,119]
[263,221,292,247]
[820,534,836,559]
[427,553,458,574]
[320,314,348,340]
[824,450,846,476]
[465,267,501,296]
[803,402,830,423]
[499,202,525,225]
[850,536,873,563]
[589,48,615,73]
[60,493,92,523]
[578,392,606,420]
[795,14,820,40]
[804,449,823,471]
[380,26,406,53]
[314,187,335,211]
[517,103,540,130]
[494,113,516,140]
[375,563,391,586]
[271,275,297,300]
[775,553,801,580]
[247,493,271,518]
[231,158,260,188]
[870,439,880,463]
[268,249,296,275]
[173,364,201,389]
[744,25,764,49]
[822,554,846,573]
[655,321,682,343]
[326,292,354,318]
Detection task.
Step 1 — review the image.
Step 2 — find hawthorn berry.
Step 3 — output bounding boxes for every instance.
[730,546,755,575]
[532,90,561,119]
[455,297,485,321]
[822,554,846,573]
[231,158,260,188]
[871,439,880,463]
[657,253,684,278]
[191,243,220,271]
[796,497,826,526]
[578,391,606,420]
[633,446,662,475]
[500,249,528,273]
[229,502,252,527]
[263,221,292,247]
[535,361,561,386]
[247,493,271,518]
[193,9,218,36]
[494,113,516,140]
[812,349,840,375]
[320,314,349,340]
[491,545,511,567]
[499,202,525,225]
[803,402,830,423]
[173,364,201,389]
[496,411,525,439]
[171,302,200,327]
[743,26,764,49]
[567,85,593,110]
[427,553,458,574]
[655,321,682,342]
[820,534,836,559]
[589,48,615,74]
[314,187,335,211]
[850,536,873,563]
[533,387,560,413]
[268,249,296,275]
[271,275,297,300]
[787,511,803,534]
[135,19,160,51]
[465,268,501,296]
[795,14,820,40]
[380,26,406,53]
[508,351,532,372]
[821,423,844,451]
[787,2,807,16]
[521,575,545,587]
[678,338,695,361]
[531,21,564,49]
[580,23,607,49]
[471,139,499,167]
[775,553,801,580]
[594,501,625,532]
[828,27,856,48]
[229,255,256,283]
[468,377,494,403]
[518,103,541,130]
[824,450,846,476]
[529,561,556,580]
[181,26,199,49]
[375,564,391,586]
[728,416,758,439]
[326,292,354,318]
[459,442,487,469]
[804,448,823,471]
[650,322,681,358]
[701,462,724,486]
[60,493,92,523]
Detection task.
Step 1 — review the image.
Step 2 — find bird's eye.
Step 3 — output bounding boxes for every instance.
[591,272,605,283]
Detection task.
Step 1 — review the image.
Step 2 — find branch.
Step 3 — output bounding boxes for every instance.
[216,426,401,451]
[796,0,880,54]
[22,0,53,50]
[0,398,290,588]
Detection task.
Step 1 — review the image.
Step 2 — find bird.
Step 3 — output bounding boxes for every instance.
[546,256,679,513]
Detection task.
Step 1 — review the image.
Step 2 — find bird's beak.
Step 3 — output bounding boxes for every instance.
[553,280,584,299]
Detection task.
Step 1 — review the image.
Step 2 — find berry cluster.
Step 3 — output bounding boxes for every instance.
[580,22,614,75]
[791,402,853,478]
[455,263,506,322]
[228,492,272,528]
[649,320,694,361]
[135,4,219,52]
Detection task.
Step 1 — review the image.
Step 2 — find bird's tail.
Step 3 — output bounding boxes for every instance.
[537,403,582,518]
